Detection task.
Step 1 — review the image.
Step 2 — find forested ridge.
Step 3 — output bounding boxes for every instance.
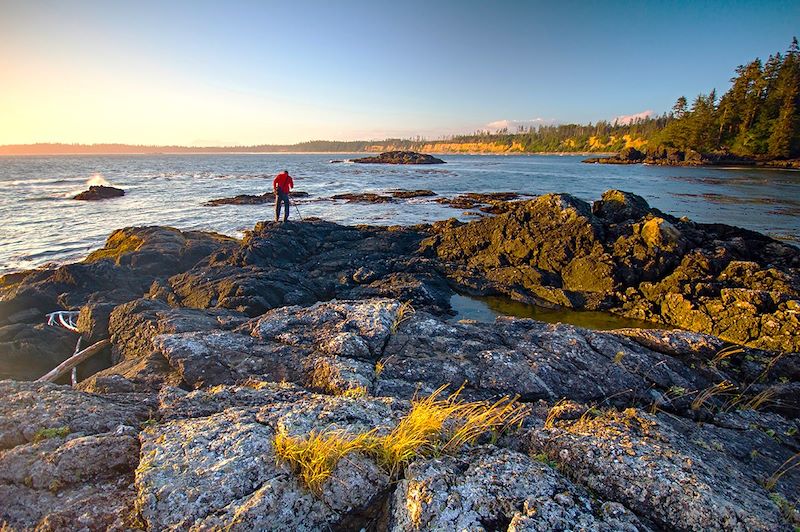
[3,39,798,159]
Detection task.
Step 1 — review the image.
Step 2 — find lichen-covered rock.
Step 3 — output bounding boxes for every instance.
[247,298,403,361]
[531,407,800,531]
[0,382,147,530]
[136,388,404,530]
[154,329,311,389]
[389,446,647,531]
[0,380,153,449]
[377,312,717,407]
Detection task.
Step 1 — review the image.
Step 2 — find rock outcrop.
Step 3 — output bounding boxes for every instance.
[0,227,237,381]
[352,151,445,164]
[73,185,125,200]
[423,190,800,351]
[1,192,799,530]
[2,298,798,530]
[205,191,310,206]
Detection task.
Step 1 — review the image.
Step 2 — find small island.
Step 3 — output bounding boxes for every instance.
[351,151,445,164]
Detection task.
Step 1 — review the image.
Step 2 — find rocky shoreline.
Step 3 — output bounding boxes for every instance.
[584,147,800,169]
[1,190,799,530]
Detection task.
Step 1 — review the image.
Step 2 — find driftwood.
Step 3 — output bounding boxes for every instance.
[37,339,110,383]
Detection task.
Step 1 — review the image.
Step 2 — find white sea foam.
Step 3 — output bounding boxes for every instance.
[86,174,112,187]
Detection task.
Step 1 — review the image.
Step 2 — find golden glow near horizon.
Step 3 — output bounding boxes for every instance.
[0,57,349,146]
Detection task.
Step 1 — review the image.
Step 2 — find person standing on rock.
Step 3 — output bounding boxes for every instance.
[273,170,294,222]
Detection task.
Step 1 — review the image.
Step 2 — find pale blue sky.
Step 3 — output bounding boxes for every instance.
[1,0,798,144]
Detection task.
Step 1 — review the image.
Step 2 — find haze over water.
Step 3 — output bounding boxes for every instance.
[1,153,799,275]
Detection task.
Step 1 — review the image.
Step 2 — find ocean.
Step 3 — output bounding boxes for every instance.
[1,153,799,275]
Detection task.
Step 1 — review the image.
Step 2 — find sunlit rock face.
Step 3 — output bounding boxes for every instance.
[423,189,800,352]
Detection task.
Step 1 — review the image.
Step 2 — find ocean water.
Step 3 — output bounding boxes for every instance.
[1,153,799,275]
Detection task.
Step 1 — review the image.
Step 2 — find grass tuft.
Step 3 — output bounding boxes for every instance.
[765,452,800,491]
[274,427,375,493]
[391,302,416,334]
[710,345,744,367]
[32,426,70,443]
[274,385,528,490]
[691,381,736,411]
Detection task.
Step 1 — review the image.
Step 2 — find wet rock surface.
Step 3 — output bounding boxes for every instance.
[352,150,445,164]
[1,191,799,530]
[205,191,310,206]
[72,185,125,200]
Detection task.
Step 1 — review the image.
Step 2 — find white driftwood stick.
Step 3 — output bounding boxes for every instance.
[37,339,110,383]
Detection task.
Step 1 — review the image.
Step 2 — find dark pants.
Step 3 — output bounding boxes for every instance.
[275,191,290,221]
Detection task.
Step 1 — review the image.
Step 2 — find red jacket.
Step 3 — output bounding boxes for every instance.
[273,172,294,194]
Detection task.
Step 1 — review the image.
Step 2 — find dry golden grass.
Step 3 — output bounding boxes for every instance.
[366,385,527,477]
[765,452,800,491]
[342,386,368,398]
[691,381,736,411]
[742,387,777,411]
[274,385,529,490]
[391,302,415,334]
[710,345,744,367]
[544,399,580,429]
[274,427,375,493]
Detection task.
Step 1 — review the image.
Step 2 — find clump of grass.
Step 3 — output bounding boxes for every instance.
[769,492,799,527]
[742,387,777,411]
[274,427,374,493]
[274,385,528,490]
[342,386,368,398]
[710,345,744,368]
[32,426,70,443]
[366,385,527,478]
[390,301,415,334]
[375,356,393,379]
[531,452,558,468]
[691,381,736,411]
[765,452,800,491]
[544,399,579,429]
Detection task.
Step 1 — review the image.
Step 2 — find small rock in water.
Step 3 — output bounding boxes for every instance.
[73,185,125,201]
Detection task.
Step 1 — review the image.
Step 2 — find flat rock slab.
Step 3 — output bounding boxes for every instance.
[0,380,153,449]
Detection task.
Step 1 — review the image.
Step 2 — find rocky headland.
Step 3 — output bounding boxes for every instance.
[352,151,446,165]
[1,190,799,530]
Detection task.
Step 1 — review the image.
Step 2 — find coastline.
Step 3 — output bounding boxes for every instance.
[2,190,799,529]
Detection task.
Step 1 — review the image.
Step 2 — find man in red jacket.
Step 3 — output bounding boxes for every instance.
[272,170,294,222]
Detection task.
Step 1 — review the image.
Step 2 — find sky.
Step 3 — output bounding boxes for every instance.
[1,0,798,145]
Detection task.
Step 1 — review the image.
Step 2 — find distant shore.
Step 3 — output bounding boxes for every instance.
[0,148,615,157]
